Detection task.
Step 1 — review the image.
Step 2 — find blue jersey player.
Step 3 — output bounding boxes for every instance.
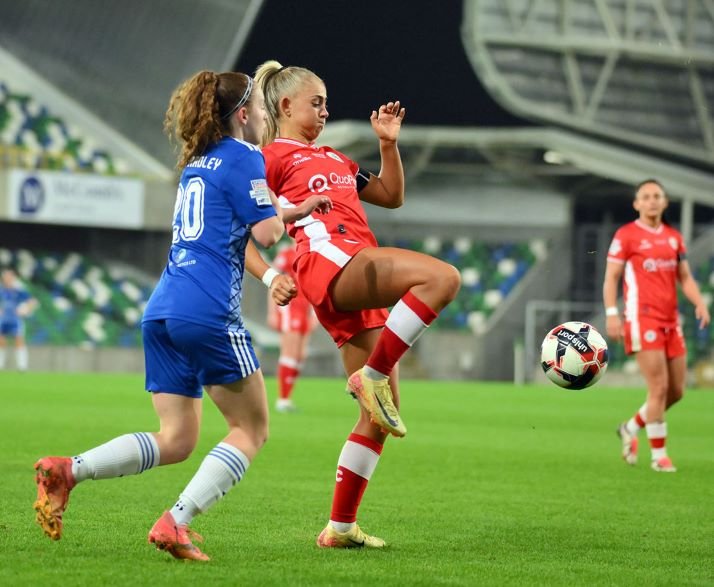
[32,70,332,561]
[0,268,37,371]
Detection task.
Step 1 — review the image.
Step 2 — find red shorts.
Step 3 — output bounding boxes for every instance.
[623,315,686,358]
[296,245,388,348]
[276,296,314,335]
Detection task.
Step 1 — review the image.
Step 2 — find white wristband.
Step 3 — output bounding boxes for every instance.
[261,268,280,288]
[605,306,619,317]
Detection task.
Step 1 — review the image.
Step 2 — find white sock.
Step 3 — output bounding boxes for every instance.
[646,422,668,460]
[170,442,250,526]
[72,432,160,482]
[0,349,6,368]
[16,346,28,371]
[363,365,388,381]
[625,404,647,436]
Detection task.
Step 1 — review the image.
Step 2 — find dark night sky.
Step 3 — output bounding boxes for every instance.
[236,0,522,126]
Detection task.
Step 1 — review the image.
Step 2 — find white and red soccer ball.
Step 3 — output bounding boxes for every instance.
[541,321,609,389]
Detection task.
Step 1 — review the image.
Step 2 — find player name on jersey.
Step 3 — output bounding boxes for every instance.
[186,156,223,170]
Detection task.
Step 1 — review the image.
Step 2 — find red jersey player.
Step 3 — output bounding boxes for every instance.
[603,179,710,473]
[255,61,460,549]
[267,243,318,412]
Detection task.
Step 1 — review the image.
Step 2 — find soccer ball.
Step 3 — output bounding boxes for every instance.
[540,321,609,389]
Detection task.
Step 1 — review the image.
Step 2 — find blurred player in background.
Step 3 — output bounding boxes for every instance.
[267,242,318,412]
[32,69,330,561]
[603,179,710,473]
[0,268,38,371]
[256,61,460,548]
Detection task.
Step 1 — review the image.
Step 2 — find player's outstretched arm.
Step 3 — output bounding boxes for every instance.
[360,101,405,209]
[603,261,624,341]
[281,195,333,224]
[678,260,711,328]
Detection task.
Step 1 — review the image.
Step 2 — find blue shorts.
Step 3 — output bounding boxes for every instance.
[142,319,260,399]
[0,320,23,338]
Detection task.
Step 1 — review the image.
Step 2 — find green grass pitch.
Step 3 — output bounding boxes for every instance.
[1,372,713,586]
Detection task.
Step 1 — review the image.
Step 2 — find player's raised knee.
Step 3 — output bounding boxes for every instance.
[437,263,461,302]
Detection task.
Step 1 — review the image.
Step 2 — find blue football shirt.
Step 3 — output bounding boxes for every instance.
[1,286,31,325]
[143,137,277,330]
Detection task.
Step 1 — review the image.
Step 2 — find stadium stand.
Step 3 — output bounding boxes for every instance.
[378,236,547,332]
[0,248,152,348]
[0,80,122,174]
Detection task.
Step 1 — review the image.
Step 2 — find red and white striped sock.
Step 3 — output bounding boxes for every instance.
[278,356,300,400]
[646,421,668,460]
[365,291,437,378]
[624,404,647,436]
[329,433,383,530]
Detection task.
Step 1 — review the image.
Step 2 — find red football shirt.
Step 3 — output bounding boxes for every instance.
[262,138,378,263]
[607,220,686,324]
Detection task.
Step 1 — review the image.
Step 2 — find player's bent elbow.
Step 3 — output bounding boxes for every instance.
[252,217,285,248]
[385,192,405,209]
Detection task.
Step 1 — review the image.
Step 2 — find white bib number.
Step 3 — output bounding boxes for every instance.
[172,177,205,243]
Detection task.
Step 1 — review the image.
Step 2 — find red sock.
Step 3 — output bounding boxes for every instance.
[366,291,437,377]
[646,422,668,460]
[278,357,300,400]
[634,410,646,428]
[649,436,665,449]
[330,433,384,523]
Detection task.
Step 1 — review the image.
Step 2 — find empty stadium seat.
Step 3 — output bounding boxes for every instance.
[2,248,149,347]
[378,236,543,332]
[0,80,124,174]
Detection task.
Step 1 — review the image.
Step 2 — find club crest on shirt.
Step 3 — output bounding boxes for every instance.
[249,179,271,205]
[326,152,343,162]
[668,237,678,250]
[638,239,652,250]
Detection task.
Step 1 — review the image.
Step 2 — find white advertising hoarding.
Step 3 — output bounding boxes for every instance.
[7,169,145,229]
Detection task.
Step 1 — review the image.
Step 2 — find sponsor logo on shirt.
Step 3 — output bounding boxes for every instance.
[171,247,197,268]
[292,154,312,166]
[308,174,331,193]
[307,172,357,193]
[642,258,678,272]
[249,179,272,205]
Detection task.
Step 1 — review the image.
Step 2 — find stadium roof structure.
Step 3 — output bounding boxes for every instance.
[322,122,714,206]
[461,0,714,166]
[0,0,264,166]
